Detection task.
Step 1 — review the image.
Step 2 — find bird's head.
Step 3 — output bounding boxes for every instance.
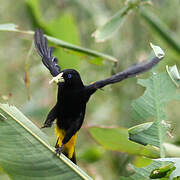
[50,69,84,89]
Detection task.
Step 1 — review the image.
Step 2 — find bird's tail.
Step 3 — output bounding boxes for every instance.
[70,150,76,164]
[55,126,77,164]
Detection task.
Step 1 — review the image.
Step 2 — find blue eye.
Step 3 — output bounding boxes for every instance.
[68,74,72,79]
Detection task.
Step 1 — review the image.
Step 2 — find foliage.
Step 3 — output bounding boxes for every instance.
[89,126,159,158]
[129,71,177,155]
[140,8,180,56]
[121,161,176,180]
[0,0,180,179]
[0,103,92,180]
[92,0,149,42]
[26,0,117,65]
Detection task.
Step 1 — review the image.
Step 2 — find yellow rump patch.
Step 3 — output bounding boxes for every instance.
[55,126,78,159]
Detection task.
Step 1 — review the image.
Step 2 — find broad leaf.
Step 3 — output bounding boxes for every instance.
[47,14,82,69]
[0,103,92,180]
[92,0,145,42]
[127,43,180,157]
[26,0,44,28]
[25,0,117,63]
[129,70,178,157]
[89,127,180,158]
[121,160,175,180]
[92,5,131,42]
[122,158,180,179]
[156,158,180,179]
[26,0,82,69]
[89,127,159,158]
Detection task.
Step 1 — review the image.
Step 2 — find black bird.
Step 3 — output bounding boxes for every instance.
[34,29,163,164]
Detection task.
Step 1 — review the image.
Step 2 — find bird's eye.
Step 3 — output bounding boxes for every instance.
[68,73,72,79]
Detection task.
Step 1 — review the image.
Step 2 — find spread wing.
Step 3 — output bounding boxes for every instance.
[86,56,163,94]
[34,29,61,77]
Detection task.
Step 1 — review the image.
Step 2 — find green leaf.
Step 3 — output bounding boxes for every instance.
[129,70,178,157]
[124,161,174,180]
[156,158,180,179]
[78,146,104,163]
[0,23,117,63]
[25,0,117,64]
[121,158,180,179]
[133,156,153,168]
[45,14,82,69]
[128,122,153,137]
[149,163,176,179]
[87,57,103,66]
[166,65,180,87]
[0,103,92,180]
[0,173,9,180]
[89,127,160,158]
[47,35,117,62]
[92,6,131,42]
[89,126,180,158]
[26,0,44,28]
[92,0,143,42]
[150,43,165,59]
[27,0,82,69]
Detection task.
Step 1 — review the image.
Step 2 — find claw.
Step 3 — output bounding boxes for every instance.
[40,124,49,129]
[40,122,53,129]
[55,143,64,155]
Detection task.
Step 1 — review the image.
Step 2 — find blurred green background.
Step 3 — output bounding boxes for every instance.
[0,0,180,179]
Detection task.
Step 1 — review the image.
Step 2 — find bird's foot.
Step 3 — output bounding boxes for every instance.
[55,143,64,155]
[40,121,53,129]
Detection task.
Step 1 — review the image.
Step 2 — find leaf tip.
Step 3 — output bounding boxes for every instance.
[150,43,165,59]
[166,65,180,87]
[91,30,105,43]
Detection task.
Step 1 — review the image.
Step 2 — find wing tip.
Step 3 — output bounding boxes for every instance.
[34,28,61,77]
[34,28,48,57]
[34,29,43,57]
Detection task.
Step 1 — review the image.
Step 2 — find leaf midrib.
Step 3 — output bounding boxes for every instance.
[152,74,165,158]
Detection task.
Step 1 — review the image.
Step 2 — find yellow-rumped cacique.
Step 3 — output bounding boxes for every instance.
[34,29,163,164]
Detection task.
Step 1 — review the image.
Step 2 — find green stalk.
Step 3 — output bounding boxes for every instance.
[141,8,180,55]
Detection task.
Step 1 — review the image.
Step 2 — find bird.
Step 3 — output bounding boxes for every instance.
[34,29,163,164]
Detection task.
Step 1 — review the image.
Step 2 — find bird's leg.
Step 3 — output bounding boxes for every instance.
[61,121,82,146]
[55,143,64,155]
[55,137,59,148]
[41,121,53,129]
[55,115,83,156]
[41,105,58,129]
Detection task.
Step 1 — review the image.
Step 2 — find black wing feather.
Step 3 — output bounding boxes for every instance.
[34,29,61,77]
[86,56,162,94]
